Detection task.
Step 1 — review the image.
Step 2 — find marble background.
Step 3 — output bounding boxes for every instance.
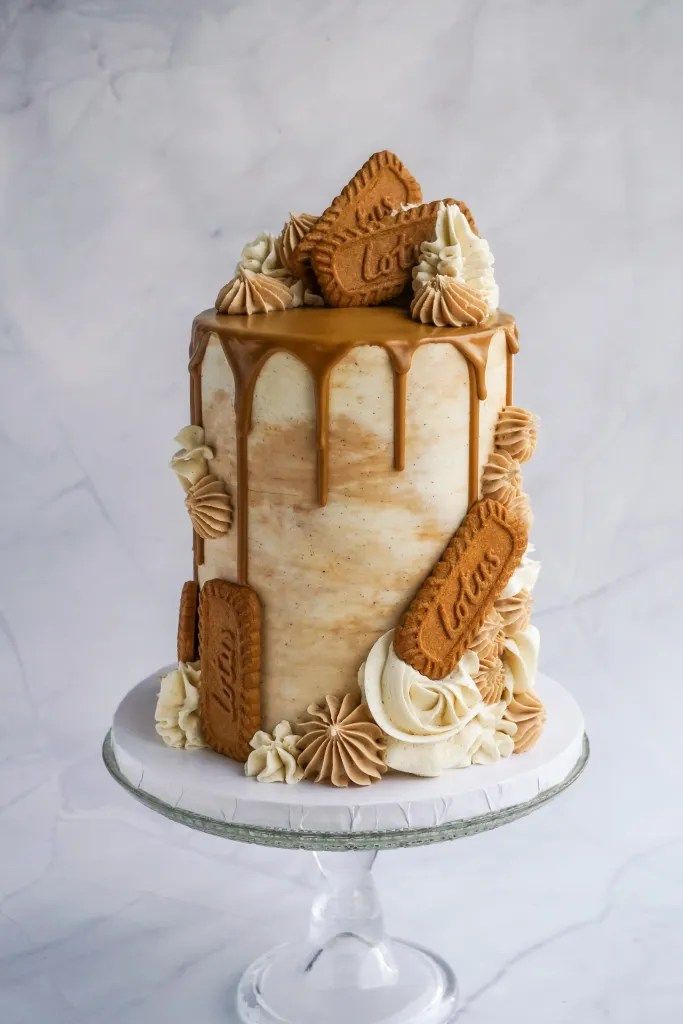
[1,0,682,1020]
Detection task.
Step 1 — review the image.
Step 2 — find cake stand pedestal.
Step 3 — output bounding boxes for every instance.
[103,670,588,1024]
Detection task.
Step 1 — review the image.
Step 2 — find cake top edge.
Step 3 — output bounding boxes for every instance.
[193,305,515,346]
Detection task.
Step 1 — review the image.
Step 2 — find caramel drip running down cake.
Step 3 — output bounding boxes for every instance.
[155,151,544,786]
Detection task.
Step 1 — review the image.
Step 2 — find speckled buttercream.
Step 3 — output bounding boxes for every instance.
[198,328,508,729]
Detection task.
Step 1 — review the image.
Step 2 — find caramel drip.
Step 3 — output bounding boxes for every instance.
[467,362,480,505]
[193,325,352,579]
[392,371,407,471]
[188,308,517,585]
[189,339,206,574]
[385,342,414,472]
[214,339,274,585]
[503,320,519,405]
[315,369,332,505]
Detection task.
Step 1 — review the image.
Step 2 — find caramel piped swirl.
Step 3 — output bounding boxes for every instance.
[279,212,318,275]
[494,405,537,463]
[411,276,489,328]
[495,588,532,635]
[216,270,293,315]
[481,450,522,504]
[475,653,505,705]
[505,690,546,753]
[185,474,232,539]
[469,609,505,660]
[297,693,386,787]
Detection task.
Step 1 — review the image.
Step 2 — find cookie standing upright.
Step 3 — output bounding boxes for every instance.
[292,150,422,270]
[177,580,199,663]
[198,579,262,762]
[311,199,469,307]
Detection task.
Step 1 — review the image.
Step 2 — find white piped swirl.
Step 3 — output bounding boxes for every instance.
[413,202,499,314]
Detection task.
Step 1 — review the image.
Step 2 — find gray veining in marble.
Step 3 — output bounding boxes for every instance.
[1,1,682,1021]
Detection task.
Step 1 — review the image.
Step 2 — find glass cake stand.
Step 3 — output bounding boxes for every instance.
[102,669,588,1024]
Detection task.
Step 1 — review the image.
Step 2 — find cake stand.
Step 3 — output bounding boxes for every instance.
[103,669,588,1024]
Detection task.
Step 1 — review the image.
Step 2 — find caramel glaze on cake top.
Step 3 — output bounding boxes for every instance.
[188,304,518,586]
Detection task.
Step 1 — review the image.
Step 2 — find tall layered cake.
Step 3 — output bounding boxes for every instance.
[156,151,544,787]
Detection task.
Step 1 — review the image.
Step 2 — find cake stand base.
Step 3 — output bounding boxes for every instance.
[236,850,457,1024]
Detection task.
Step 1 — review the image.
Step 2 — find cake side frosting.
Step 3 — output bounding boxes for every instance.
[194,315,511,728]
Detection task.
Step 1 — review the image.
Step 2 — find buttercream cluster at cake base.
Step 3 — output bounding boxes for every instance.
[152,149,547,788]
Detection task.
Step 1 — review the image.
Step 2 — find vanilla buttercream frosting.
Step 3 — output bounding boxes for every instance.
[502,624,540,694]
[245,721,302,783]
[359,630,516,777]
[289,278,325,308]
[170,426,214,492]
[155,662,205,749]
[413,202,499,313]
[501,545,541,599]
[219,227,324,311]
[361,630,482,744]
[237,231,291,279]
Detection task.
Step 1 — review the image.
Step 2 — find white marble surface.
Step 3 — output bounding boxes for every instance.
[1,1,682,1021]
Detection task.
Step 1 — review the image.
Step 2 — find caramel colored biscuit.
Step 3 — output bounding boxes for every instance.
[311,200,455,307]
[294,150,422,269]
[177,580,199,663]
[394,499,528,680]
[199,578,262,762]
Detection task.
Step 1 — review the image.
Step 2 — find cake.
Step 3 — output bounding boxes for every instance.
[154,151,544,787]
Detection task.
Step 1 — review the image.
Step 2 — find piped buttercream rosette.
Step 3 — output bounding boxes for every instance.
[170,425,214,491]
[216,269,294,315]
[475,653,506,705]
[481,450,522,504]
[359,630,516,777]
[502,545,541,599]
[410,201,498,328]
[495,406,538,464]
[496,588,533,634]
[216,225,324,314]
[297,694,386,787]
[245,721,303,784]
[155,662,205,750]
[278,212,318,275]
[501,625,540,695]
[170,425,232,539]
[479,405,539,533]
[185,475,233,539]
[411,276,489,327]
[505,691,546,752]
